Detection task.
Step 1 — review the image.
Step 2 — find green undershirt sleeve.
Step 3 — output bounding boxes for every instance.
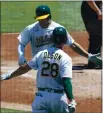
[62,77,74,101]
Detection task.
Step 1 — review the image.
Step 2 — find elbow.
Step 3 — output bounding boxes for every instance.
[18,43,25,55]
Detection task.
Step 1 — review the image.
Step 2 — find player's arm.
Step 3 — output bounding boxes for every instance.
[1,52,39,80]
[70,41,102,67]
[62,77,74,101]
[60,56,76,113]
[62,77,77,113]
[66,30,89,58]
[61,57,77,113]
[70,41,88,58]
[60,57,75,101]
[66,25,102,66]
[9,64,31,79]
[18,43,27,66]
[1,64,32,80]
[17,26,31,66]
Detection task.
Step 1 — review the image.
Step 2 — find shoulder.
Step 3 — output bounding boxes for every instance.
[23,22,39,32]
[36,49,48,57]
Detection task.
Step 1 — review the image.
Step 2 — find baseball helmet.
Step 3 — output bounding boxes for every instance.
[52,27,67,45]
[35,5,51,20]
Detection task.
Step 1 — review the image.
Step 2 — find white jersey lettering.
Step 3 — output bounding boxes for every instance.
[44,52,62,61]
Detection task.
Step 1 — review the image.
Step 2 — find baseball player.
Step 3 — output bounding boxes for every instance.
[17,4,102,68]
[1,27,77,113]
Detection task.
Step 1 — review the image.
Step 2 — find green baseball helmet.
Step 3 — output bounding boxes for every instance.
[52,27,67,45]
[35,5,51,20]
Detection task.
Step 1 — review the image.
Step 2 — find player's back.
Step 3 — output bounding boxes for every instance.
[36,46,72,90]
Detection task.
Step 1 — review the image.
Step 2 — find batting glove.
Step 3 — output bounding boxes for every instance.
[18,55,27,66]
[88,53,102,67]
[0,72,12,80]
[68,99,77,113]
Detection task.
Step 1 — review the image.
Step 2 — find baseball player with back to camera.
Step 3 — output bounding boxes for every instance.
[1,27,77,113]
[16,4,101,68]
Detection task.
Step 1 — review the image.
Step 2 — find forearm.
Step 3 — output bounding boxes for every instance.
[62,77,74,101]
[70,42,88,58]
[18,43,25,56]
[18,43,27,65]
[10,64,31,79]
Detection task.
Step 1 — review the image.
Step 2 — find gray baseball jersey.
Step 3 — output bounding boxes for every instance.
[27,46,72,90]
[18,21,74,57]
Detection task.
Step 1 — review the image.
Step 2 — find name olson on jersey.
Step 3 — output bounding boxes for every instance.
[44,52,62,61]
[35,35,52,47]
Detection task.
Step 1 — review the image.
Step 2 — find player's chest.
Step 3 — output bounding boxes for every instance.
[31,29,53,47]
[32,29,53,38]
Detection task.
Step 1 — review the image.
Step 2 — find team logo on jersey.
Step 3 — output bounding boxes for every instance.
[35,35,52,47]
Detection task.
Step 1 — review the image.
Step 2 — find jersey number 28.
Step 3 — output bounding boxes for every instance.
[41,61,59,77]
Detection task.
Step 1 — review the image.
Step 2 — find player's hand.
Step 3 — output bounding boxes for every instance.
[0,72,12,80]
[88,53,102,68]
[68,99,77,113]
[18,55,27,66]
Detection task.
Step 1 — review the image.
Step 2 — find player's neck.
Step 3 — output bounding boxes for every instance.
[54,44,64,49]
[39,19,51,28]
